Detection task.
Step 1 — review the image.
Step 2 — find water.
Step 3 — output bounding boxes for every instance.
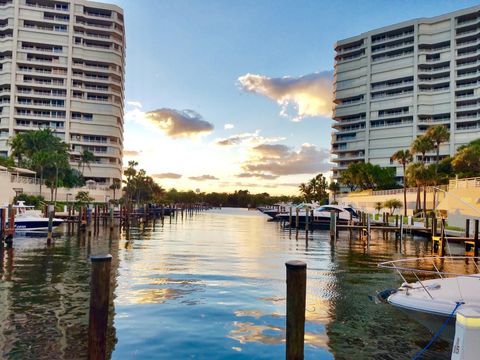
[0,208,457,359]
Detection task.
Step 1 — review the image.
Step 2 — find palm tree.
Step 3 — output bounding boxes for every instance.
[410,135,434,213]
[406,162,429,217]
[78,150,95,176]
[109,178,121,201]
[298,183,313,202]
[425,125,450,175]
[328,181,340,202]
[391,149,413,216]
[411,135,434,164]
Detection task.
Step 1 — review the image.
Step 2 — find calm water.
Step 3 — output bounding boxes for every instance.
[0,208,458,359]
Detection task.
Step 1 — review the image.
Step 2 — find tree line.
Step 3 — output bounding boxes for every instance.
[338,124,480,216]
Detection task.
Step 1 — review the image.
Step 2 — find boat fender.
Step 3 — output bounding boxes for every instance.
[370,289,397,304]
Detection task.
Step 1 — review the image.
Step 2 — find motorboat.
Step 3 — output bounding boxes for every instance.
[276,204,358,228]
[257,202,293,219]
[378,256,480,341]
[11,201,63,231]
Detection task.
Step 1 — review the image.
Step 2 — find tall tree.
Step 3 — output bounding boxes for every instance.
[410,135,434,213]
[425,125,450,177]
[9,129,69,195]
[78,149,95,176]
[391,149,413,216]
[298,182,313,202]
[411,135,434,164]
[452,139,480,178]
[109,178,122,201]
[328,181,340,202]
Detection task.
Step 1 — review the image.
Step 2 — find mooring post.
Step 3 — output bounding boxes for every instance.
[366,215,371,247]
[108,204,112,231]
[6,204,14,245]
[88,254,112,360]
[305,209,309,239]
[47,204,54,243]
[399,215,404,242]
[440,219,446,256]
[285,260,306,360]
[295,208,299,239]
[395,214,399,228]
[289,207,292,238]
[329,211,336,241]
[465,219,470,238]
[0,208,4,240]
[310,210,314,233]
[474,219,479,257]
[433,217,438,237]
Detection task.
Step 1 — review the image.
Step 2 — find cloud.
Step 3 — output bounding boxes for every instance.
[236,172,279,180]
[238,71,333,121]
[124,150,141,157]
[144,108,214,138]
[215,130,284,147]
[242,143,330,176]
[127,101,143,108]
[224,123,235,130]
[188,174,219,181]
[152,172,182,179]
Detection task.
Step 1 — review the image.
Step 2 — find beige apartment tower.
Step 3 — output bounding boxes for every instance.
[332,6,480,182]
[0,0,124,185]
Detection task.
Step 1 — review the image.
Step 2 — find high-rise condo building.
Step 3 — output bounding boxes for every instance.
[332,5,480,182]
[0,0,125,185]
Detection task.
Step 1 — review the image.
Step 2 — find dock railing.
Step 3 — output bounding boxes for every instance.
[449,177,480,189]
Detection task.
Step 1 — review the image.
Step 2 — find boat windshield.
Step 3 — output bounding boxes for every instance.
[344,207,358,218]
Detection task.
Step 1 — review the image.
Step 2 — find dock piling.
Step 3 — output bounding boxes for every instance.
[474,220,479,257]
[47,204,54,243]
[88,254,112,360]
[285,260,306,360]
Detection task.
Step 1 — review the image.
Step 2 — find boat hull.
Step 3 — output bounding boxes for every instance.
[15,219,63,231]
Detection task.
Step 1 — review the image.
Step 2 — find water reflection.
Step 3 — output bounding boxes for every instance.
[0,208,460,359]
[0,228,120,359]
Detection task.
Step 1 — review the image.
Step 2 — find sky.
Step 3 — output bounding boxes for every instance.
[111,0,479,195]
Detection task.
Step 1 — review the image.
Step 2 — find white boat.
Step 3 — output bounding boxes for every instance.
[276,204,358,227]
[10,201,64,231]
[378,256,480,340]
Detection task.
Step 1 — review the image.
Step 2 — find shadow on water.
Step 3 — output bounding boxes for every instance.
[0,209,457,359]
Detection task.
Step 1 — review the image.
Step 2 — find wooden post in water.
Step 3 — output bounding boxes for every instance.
[433,217,438,237]
[465,219,470,238]
[109,204,114,231]
[47,204,54,244]
[395,215,399,228]
[0,208,5,240]
[289,207,292,238]
[329,211,336,241]
[285,260,306,360]
[474,219,479,257]
[305,209,309,239]
[366,215,371,247]
[440,219,446,256]
[295,208,299,239]
[310,210,314,233]
[6,204,14,245]
[88,255,112,360]
[399,215,404,242]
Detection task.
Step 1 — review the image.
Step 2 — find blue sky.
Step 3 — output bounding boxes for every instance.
[112,0,479,195]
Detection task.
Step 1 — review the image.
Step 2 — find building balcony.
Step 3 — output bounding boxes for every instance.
[371,30,414,44]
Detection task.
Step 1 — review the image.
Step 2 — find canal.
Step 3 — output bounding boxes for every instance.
[0,208,452,359]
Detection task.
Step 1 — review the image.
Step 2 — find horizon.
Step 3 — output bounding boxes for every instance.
[111,0,479,195]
